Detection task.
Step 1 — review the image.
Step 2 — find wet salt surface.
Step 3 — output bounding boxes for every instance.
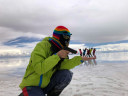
[0,52,128,96]
[61,62,128,96]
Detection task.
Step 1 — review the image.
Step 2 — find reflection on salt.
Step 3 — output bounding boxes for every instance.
[0,57,29,69]
[96,52,128,61]
[0,57,29,78]
[0,52,128,78]
[83,59,97,66]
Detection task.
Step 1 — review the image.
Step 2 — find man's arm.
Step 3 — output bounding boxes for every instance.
[31,42,61,75]
[59,56,96,70]
[59,56,83,70]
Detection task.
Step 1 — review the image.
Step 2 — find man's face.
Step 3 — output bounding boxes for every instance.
[60,34,71,47]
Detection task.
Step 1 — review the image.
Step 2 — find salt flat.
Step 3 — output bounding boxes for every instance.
[0,52,128,96]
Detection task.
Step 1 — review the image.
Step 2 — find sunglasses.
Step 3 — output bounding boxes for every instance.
[63,34,70,39]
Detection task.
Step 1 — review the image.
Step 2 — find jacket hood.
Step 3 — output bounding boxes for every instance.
[42,37,51,41]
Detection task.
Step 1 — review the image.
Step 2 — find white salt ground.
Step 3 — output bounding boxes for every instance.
[0,62,128,96]
[61,62,128,96]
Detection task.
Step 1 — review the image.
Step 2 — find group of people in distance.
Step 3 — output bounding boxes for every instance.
[78,48,97,65]
[79,48,96,57]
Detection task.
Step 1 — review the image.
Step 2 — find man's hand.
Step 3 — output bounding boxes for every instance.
[57,50,70,59]
[82,55,96,61]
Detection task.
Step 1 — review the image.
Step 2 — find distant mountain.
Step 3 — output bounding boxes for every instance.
[3,36,43,47]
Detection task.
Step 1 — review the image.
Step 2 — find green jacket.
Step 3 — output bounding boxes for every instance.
[19,37,83,89]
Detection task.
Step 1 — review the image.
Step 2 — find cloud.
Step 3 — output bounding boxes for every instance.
[0,0,128,43]
[0,27,46,43]
[96,43,128,52]
[3,36,43,49]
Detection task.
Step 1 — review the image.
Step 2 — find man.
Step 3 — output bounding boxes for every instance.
[90,48,93,57]
[83,48,87,57]
[93,48,96,56]
[19,26,96,96]
[86,48,90,57]
[79,49,82,56]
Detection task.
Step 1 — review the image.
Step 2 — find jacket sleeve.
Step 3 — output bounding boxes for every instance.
[31,42,61,75]
[59,56,83,70]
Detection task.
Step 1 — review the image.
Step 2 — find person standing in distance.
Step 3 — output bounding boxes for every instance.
[79,49,82,56]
